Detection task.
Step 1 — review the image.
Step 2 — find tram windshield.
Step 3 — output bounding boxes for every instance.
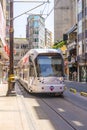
[36,54,64,77]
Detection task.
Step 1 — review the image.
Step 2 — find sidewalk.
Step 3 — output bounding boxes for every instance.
[0,83,8,96]
[0,81,87,130]
[65,80,87,93]
[0,83,30,130]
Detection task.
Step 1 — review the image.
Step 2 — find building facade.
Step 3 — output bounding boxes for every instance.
[14,38,29,67]
[26,14,45,49]
[54,0,76,42]
[45,28,53,48]
[77,0,87,82]
[0,0,9,83]
[6,0,10,41]
[65,24,77,81]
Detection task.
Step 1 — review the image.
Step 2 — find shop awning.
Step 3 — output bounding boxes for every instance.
[66,24,77,35]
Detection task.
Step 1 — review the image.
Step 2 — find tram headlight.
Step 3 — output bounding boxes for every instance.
[59,77,64,84]
[59,77,63,81]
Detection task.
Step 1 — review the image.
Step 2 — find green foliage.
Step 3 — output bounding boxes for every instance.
[52,40,66,49]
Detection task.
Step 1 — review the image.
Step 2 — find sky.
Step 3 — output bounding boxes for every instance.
[14,0,54,38]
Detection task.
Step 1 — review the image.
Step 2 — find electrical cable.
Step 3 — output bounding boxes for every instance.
[47,2,50,15]
[45,0,60,20]
[41,3,48,16]
[13,1,48,20]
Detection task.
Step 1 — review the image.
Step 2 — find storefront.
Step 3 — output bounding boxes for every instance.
[68,48,77,81]
[68,63,77,81]
[79,66,87,82]
[77,54,87,82]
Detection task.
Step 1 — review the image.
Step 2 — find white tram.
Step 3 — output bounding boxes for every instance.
[17,49,65,95]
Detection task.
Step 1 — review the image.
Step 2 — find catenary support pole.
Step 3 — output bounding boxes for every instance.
[7,0,15,95]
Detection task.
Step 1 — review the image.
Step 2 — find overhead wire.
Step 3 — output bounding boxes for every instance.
[45,0,60,20]
[47,1,50,15]
[13,1,48,20]
[40,3,48,16]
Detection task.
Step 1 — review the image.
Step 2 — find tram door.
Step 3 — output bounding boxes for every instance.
[29,58,36,86]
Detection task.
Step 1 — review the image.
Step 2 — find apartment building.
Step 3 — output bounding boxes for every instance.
[77,0,87,82]
[14,38,29,66]
[45,28,53,48]
[65,24,77,81]
[63,0,87,82]
[54,0,76,42]
[26,14,45,49]
[6,0,10,40]
[0,0,8,83]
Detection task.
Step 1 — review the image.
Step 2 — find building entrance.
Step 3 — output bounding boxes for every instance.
[69,66,77,81]
[79,66,87,82]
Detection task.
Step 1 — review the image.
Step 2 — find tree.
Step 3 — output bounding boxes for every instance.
[52,40,66,49]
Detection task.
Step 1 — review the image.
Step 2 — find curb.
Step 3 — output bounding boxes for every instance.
[80,92,87,97]
[69,88,77,94]
[66,86,87,97]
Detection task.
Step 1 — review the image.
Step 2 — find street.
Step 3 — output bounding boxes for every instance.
[0,1,87,130]
[15,81,87,130]
[65,80,87,93]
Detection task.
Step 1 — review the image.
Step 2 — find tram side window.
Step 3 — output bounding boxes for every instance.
[29,62,35,77]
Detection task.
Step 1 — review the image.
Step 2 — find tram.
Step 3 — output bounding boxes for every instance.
[17,49,65,95]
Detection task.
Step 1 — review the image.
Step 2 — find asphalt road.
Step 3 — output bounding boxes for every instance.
[15,82,87,130]
[65,80,87,93]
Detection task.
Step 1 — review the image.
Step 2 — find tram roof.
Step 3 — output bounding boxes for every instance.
[29,48,62,55]
[18,48,62,65]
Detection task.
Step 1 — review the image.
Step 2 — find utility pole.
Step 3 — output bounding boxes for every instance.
[7,0,15,95]
[10,0,14,75]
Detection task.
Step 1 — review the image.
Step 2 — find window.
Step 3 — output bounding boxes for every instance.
[34,21,39,27]
[34,38,39,42]
[30,65,35,76]
[16,44,19,49]
[15,52,19,57]
[34,16,39,20]
[78,12,82,21]
[78,33,83,41]
[34,29,39,34]
[36,54,64,77]
[29,58,35,77]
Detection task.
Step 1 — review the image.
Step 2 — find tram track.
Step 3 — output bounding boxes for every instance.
[62,88,87,112]
[17,79,87,112]
[64,95,87,112]
[16,81,86,130]
[40,98,77,130]
[17,80,87,112]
